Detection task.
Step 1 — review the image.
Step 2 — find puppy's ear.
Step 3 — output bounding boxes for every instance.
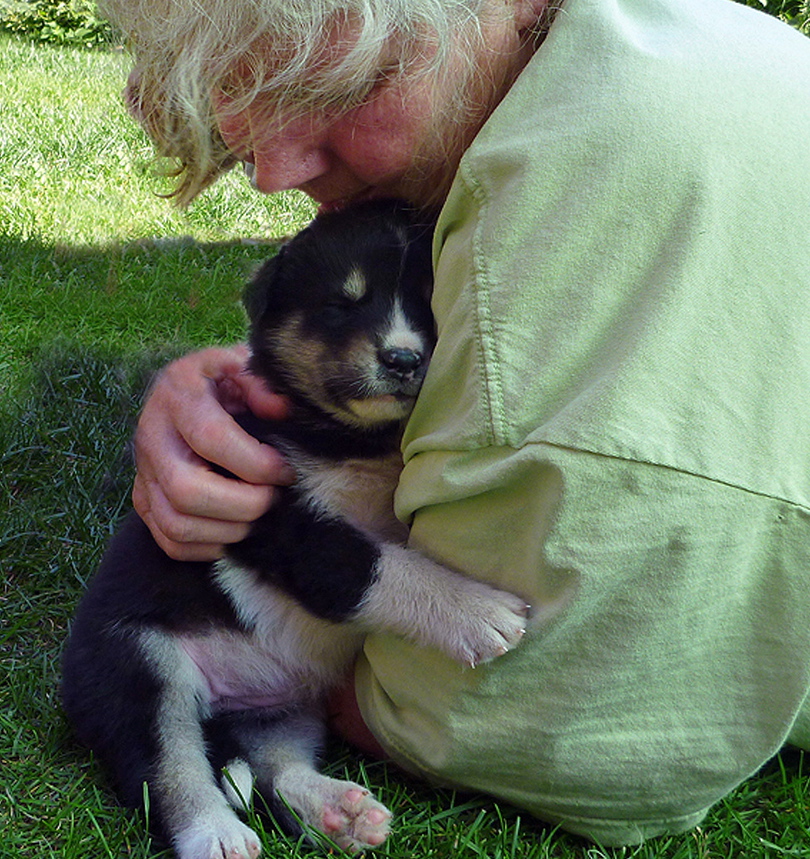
[243,245,286,323]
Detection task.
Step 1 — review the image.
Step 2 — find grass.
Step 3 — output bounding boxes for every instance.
[0,32,314,379]
[2,29,810,859]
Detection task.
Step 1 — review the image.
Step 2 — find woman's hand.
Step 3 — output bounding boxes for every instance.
[132,345,295,561]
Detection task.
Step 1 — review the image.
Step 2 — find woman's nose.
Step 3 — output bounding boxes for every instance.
[216,99,332,194]
[250,136,332,194]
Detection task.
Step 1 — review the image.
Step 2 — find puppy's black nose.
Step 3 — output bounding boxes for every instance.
[379,347,422,380]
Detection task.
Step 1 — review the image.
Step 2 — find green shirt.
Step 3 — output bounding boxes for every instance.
[355,0,810,844]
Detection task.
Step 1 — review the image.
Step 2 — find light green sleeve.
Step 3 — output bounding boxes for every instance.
[355,0,810,845]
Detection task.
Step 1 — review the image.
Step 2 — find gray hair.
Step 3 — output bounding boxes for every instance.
[101,0,488,204]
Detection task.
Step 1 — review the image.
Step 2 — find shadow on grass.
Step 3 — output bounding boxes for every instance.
[0,231,285,374]
[0,342,175,855]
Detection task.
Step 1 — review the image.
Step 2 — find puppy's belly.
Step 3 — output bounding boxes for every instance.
[177,625,361,716]
[179,634,303,713]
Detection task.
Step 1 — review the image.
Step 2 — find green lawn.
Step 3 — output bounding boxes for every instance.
[1,30,809,859]
[0,32,314,376]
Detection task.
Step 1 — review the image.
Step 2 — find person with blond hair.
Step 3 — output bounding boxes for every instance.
[102,0,810,845]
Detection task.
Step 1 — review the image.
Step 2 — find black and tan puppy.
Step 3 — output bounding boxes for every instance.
[61,200,528,859]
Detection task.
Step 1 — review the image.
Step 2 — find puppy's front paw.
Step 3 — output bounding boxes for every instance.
[362,545,530,668]
[175,809,262,859]
[439,583,529,667]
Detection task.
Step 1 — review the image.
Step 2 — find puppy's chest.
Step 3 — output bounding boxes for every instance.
[179,449,407,715]
[295,450,409,543]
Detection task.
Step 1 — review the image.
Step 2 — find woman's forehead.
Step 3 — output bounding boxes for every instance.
[218,12,438,115]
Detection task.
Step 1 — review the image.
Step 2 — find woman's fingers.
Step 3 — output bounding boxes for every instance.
[131,346,294,560]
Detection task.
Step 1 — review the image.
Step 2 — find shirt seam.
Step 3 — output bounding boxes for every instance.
[520,437,810,514]
[458,159,506,448]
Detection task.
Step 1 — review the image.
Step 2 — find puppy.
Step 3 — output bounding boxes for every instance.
[61,200,528,859]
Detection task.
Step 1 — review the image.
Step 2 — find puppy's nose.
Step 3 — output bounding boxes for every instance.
[379,347,422,380]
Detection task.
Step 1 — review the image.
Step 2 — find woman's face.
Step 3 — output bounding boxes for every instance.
[217,63,455,209]
[214,1,542,209]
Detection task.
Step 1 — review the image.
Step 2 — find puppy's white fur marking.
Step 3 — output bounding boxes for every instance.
[382,298,427,357]
[294,450,409,543]
[174,563,365,716]
[173,808,261,859]
[221,759,255,812]
[343,267,367,301]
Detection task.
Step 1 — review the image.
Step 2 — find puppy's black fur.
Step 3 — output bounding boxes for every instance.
[61,200,528,859]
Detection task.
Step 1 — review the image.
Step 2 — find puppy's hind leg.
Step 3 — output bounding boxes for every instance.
[235,709,392,852]
[143,633,263,859]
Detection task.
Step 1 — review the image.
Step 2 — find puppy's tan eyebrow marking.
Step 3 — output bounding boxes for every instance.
[342,267,367,301]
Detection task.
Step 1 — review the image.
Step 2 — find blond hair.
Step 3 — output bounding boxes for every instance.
[101,0,488,205]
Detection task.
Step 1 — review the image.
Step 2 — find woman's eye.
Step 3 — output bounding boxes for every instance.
[342,64,397,108]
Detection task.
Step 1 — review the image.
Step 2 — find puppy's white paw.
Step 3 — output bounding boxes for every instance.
[440,584,529,667]
[318,781,392,852]
[362,544,530,669]
[175,809,262,859]
[279,774,391,852]
[221,758,255,812]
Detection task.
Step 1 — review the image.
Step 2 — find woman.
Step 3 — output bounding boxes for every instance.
[102,0,810,845]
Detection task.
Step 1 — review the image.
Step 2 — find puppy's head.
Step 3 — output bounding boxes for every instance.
[246,200,435,430]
